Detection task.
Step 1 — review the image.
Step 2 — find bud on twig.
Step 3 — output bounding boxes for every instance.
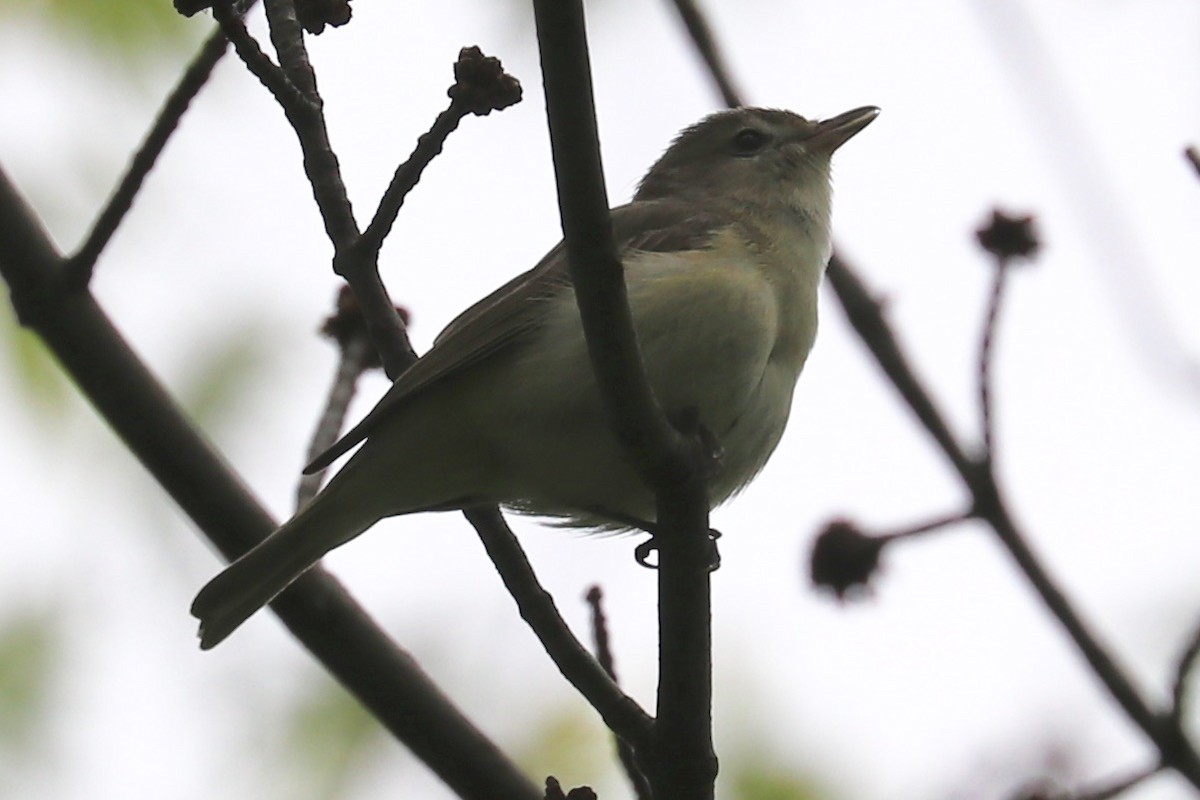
[976,209,1040,262]
[449,46,523,116]
[296,0,352,34]
[809,519,885,599]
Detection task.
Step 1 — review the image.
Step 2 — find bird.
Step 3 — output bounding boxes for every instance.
[191,105,878,649]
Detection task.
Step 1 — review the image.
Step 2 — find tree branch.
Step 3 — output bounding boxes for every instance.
[830,249,1200,787]
[65,27,230,287]
[531,1,717,796]
[467,508,654,749]
[0,167,539,800]
[826,256,977,476]
[586,586,653,800]
[667,0,1200,789]
[665,0,744,109]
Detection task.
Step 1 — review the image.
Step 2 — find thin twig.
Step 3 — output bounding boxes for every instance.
[358,104,469,257]
[586,587,653,800]
[263,0,320,99]
[975,209,1037,459]
[665,0,744,109]
[359,47,522,260]
[65,29,230,287]
[585,586,616,677]
[295,334,373,509]
[831,249,1200,785]
[1032,763,1162,800]
[467,508,654,751]
[0,167,541,800]
[212,3,311,113]
[661,0,1200,786]
[1171,618,1200,726]
[532,0,718,796]
[1185,146,1200,180]
[224,0,406,374]
[881,509,973,543]
[256,0,359,248]
[979,259,1010,458]
[826,256,977,476]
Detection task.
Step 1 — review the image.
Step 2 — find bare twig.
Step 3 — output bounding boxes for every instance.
[971,2,1200,400]
[466,508,654,750]
[586,587,652,800]
[826,256,977,476]
[1186,146,1200,180]
[263,0,320,100]
[64,28,230,287]
[830,249,1200,785]
[883,509,974,542]
[975,209,1039,459]
[667,0,1200,789]
[0,168,540,800]
[360,106,467,255]
[1022,763,1163,800]
[220,0,409,373]
[295,287,394,508]
[358,47,522,261]
[336,47,521,379]
[295,334,373,509]
[665,0,744,109]
[212,3,312,113]
[978,263,1009,458]
[585,586,616,678]
[810,510,970,598]
[1171,618,1200,727]
[533,2,717,795]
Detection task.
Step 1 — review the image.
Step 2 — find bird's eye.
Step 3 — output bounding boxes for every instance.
[731,128,769,155]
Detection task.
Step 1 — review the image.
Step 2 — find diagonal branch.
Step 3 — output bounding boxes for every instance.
[829,247,1200,785]
[666,0,744,109]
[64,28,230,287]
[668,0,1200,789]
[1171,618,1200,727]
[468,507,654,749]
[0,167,540,800]
[213,3,313,112]
[826,256,977,475]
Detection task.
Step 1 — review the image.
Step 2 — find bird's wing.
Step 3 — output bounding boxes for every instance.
[304,199,726,473]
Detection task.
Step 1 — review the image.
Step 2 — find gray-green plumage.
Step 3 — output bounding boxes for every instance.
[191,106,878,649]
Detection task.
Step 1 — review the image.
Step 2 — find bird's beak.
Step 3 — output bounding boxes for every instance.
[808,106,879,152]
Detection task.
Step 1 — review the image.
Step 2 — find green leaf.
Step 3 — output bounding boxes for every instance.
[727,759,830,800]
[178,320,279,432]
[282,680,383,800]
[515,707,610,791]
[0,608,61,753]
[0,0,199,59]
[0,304,73,420]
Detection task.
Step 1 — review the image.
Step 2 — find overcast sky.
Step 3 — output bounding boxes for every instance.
[2,2,1199,799]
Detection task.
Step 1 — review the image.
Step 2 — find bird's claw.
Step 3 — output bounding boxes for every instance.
[634,529,722,571]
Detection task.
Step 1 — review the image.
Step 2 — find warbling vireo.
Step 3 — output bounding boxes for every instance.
[192,105,878,648]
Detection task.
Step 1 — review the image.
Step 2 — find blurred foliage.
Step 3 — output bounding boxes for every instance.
[0,304,74,422]
[516,708,613,792]
[726,761,830,800]
[281,679,385,800]
[177,318,281,433]
[0,608,61,755]
[0,0,200,60]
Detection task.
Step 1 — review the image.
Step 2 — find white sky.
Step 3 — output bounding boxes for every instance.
[1,1,1199,799]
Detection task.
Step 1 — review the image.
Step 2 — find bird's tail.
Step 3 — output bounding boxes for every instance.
[190,484,377,650]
